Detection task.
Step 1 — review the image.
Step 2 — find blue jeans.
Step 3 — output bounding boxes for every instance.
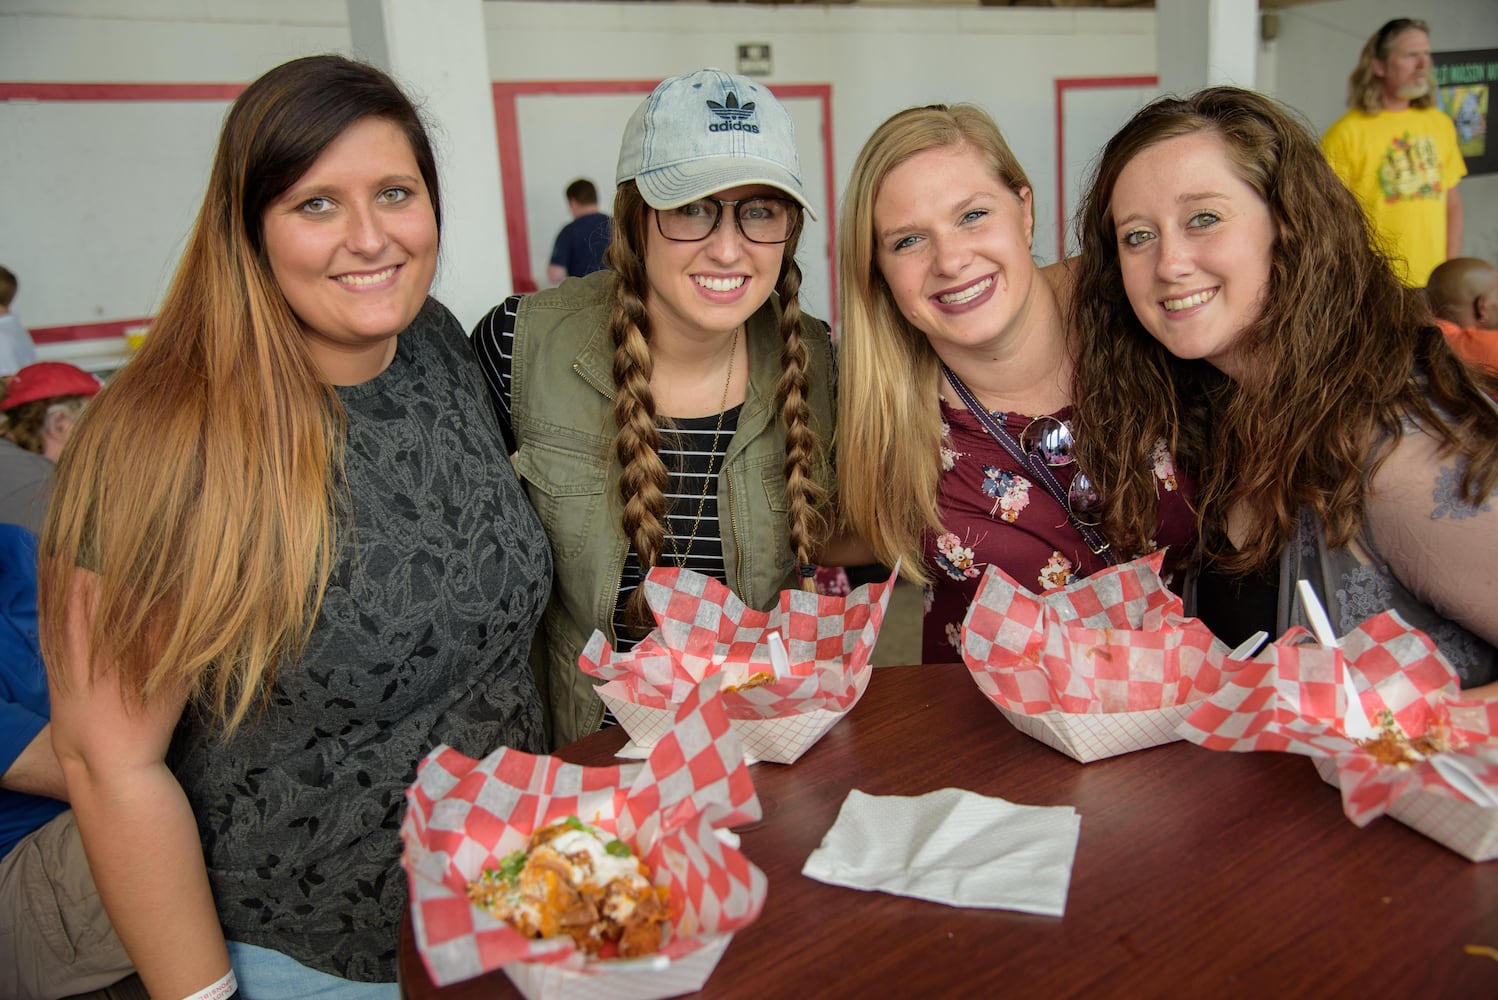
[226,941,398,1000]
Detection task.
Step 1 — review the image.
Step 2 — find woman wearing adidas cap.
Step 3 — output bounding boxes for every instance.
[472,69,835,748]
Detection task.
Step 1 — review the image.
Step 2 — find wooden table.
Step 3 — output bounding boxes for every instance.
[400,663,1498,997]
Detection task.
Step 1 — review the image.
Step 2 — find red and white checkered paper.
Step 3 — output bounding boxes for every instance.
[960,552,1243,762]
[579,565,895,764]
[401,676,767,997]
[1176,611,1498,859]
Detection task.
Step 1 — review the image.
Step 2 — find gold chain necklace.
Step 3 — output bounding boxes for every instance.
[670,329,738,565]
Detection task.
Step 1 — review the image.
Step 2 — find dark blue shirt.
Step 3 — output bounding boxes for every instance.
[549,212,611,277]
[0,524,66,860]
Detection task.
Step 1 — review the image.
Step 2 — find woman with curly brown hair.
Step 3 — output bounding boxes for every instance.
[1071,86,1498,691]
[472,69,834,746]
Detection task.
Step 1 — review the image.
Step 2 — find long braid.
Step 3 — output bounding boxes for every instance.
[773,253,829,591]
[606,188,673,629]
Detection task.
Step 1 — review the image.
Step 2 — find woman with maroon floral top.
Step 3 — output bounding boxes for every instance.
[837,104,1198,663]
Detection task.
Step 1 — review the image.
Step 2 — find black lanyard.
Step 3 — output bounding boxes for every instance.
[941,362,1113,560]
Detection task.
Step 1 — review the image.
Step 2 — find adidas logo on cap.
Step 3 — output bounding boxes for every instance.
[707,92,759,133]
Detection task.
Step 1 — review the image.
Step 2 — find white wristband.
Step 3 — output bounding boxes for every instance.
[179,969,238,1000]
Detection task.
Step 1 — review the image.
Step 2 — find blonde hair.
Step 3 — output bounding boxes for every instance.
[1347,18,1435,114]
[836,104,1032,586]
[603,181,827,626]
[39,56,442,733]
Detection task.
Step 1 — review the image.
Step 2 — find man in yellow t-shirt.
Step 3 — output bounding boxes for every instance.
[1322,18,1466,286]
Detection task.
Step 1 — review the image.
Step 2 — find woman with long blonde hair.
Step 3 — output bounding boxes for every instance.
[472,69,833,746]
[837,103,1197,662]
[39,55,549,998]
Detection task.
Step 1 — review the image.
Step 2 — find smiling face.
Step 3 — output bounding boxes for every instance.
[642,183,788,344]
[1109,130,1276,381]
[1376,28,1432,107]
[262,115,438,384]
[872,143,1036,361]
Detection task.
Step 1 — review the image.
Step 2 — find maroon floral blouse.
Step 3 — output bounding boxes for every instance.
[921,398,1198,663]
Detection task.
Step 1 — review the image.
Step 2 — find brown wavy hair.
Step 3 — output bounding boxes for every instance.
[39,55,442,733]
[603,181,827,626]
[1347,18,1435,113]
[836,104,1032,587]
[1071,87,1498,577]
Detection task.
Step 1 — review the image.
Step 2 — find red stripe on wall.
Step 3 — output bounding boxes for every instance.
[1053,75,1157,254]
[30,319,153,344]
[0,82,245,102]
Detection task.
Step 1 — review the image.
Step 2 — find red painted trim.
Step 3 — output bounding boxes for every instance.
[0,82,245,102]
[822,89,837,329]
[491,81,662,292]
[1053,75,1157,254]
[2,83,234,339]
[491,80,837,323]
[13,78,841,329]
[31,319,153,344]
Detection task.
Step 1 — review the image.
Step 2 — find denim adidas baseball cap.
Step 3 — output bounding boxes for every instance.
[616,68,817,220]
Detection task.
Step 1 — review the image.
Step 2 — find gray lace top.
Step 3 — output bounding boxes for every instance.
[1279,408,1497,688]
[166,299,550,981]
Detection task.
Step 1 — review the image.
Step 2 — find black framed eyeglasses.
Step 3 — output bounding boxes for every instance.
[1018,415,1102,526]
[655,196,800,245]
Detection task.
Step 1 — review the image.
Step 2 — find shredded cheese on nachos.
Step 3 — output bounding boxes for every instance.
[467,816,670,958]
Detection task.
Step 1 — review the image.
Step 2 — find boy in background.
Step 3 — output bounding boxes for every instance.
[0,267,38,386]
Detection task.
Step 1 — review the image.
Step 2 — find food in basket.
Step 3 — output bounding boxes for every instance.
[466,816,670,957]
[1358,709,1463,767]
[723,671,776,693]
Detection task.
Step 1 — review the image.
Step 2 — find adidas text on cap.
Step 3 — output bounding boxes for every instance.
[616,68,817,220]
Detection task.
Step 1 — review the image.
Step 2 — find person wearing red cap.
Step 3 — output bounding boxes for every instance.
[0,362,101,534]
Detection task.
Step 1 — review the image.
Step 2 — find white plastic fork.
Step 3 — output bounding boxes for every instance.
[1296,580,1374,739]
[767,630,791,678]
[1229,630,1268,660]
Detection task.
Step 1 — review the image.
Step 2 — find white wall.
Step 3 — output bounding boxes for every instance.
[13,0,1489,338]
[0,1,351,336]
[0,0,1158,336]
[485,2,1157,286]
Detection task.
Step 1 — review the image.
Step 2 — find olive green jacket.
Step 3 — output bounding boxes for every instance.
[509,271,836,748]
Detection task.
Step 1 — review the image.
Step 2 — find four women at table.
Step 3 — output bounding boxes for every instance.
[39,55,549,998]
[836,104,1198,663]
[1069,87,1498,690]
[471,69,834,747]
[31,57,1498,1000]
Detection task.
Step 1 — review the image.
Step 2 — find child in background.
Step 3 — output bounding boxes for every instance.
[0,267,39,386]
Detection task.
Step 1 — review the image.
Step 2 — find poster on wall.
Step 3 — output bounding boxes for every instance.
[1434,48,1496,176]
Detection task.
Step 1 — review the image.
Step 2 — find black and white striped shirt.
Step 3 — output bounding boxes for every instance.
[470,295,739,653]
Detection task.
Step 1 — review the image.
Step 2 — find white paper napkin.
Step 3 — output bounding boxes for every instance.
[802,787,1080,917]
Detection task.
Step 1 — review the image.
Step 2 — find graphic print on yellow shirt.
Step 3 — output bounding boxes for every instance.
[1378,132,1445,204]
